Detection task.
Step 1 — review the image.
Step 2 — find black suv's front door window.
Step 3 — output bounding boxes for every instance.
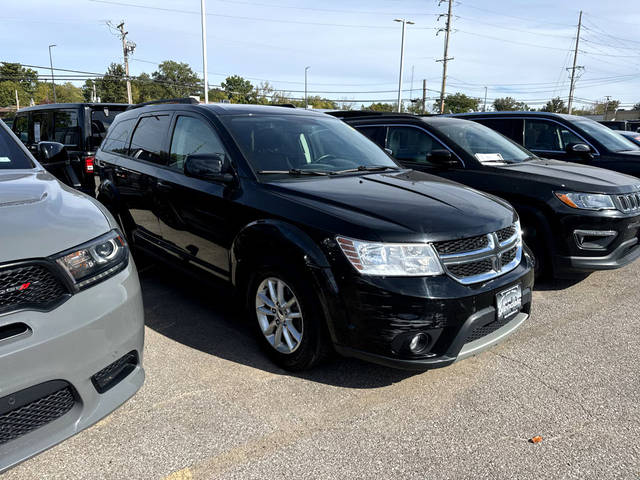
[169,116,227,171]
[129,114,171,164]
[523,119,582,152]
[386,126,437,164]
[53,109,80,147]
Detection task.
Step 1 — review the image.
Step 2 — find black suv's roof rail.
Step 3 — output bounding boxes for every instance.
[327,110,417,119]
[126,97,199,110]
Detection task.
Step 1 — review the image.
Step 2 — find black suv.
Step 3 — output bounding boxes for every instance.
[336,112,640,278]
[95,101,534,371]
[12,103,128,196]
[451,111,640,178]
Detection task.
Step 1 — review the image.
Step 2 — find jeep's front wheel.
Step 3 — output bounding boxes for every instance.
[248,268,328,371]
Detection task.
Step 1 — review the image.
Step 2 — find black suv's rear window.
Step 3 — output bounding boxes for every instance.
[0,126,34,169]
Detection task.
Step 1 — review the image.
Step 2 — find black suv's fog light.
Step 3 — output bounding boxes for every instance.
[573,229,617,250]
[409,333,430,353]
[91,351,138,394]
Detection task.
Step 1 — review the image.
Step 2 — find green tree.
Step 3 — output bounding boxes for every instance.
[305,96,338,109]
[0,63,38,97]
[633,102,640,111]
[541,97,568,113]
[436,93,480,113]
[592,99,620,116]
[97,63,128,102]
[493,96,530,111]
[152,60,201,98]
[0,81,28,107]
[362,102,395,112]
[134,72,164,102]
[221,75,256,103]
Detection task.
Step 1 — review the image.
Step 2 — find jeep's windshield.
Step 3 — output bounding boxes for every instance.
[0,124,34,169]
[433,120,534,165]
[222,114,399,175]
[573,118,640,153]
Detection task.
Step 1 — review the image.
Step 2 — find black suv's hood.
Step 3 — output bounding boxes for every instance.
[496,159,640,194]
[267,170,515,242]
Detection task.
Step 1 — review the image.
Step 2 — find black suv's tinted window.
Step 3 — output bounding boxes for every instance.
[13,115,28,143]
[32,111,52,142]
[101,118,135,155]
[0,126,34,169]
[91,107,126,149]
[524,119,582,151]
[476,118,523,143]
[386,126,437,163]
[129,115,171,164]
[169,116,227,171]
[53,109,80,146]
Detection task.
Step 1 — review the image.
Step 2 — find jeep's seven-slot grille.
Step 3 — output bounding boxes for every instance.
[0,387,75,446]
[617,192,640,213]
[433,223,522,285]
[0,264,68,315]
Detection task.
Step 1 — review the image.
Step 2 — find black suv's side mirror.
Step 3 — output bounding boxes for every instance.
[427,149,458,168]
[184,153,234,183]
[566,143,592,159]
[37,141,68,165]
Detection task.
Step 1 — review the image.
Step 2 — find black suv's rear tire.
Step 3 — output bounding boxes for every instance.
[247,266,329,371]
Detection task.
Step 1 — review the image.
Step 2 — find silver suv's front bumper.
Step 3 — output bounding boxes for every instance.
[0,257,145,473]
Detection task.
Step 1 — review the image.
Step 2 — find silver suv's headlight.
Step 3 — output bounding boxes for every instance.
[53,230,129,290]
[337,237,443,276]
[555,192,615,210]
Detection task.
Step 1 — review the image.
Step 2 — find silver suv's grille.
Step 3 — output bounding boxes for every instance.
[433,223,522,285]
[616,192,640,213]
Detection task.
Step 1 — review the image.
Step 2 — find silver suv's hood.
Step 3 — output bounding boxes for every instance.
[0,170,111,263]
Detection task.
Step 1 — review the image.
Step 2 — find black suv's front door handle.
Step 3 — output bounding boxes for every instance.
[156,180,173,193]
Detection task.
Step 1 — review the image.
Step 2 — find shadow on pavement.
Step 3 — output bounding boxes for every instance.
[533,273,590,292]
[139,264,416,389]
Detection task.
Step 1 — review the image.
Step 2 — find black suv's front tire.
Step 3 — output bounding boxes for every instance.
[247,266,329,371]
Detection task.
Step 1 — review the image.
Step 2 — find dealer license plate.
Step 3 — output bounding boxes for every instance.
[496,285,522,321]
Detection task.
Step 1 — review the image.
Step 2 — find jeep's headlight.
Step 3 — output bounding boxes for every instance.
[337,237,443,276]
[555,192,615,210]
[53,230,129,290]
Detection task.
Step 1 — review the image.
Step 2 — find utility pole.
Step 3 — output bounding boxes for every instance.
[305,66,310,108]
[603,95,611,120]
[15,89,19,110]
[422,79,427,114]
[394,18,414,113]
[567,10,583,115]
[48,44,57,102]
[483,86,488,112]
[117,21,135,104]
[436,0,453,114]
[200,0,209,103]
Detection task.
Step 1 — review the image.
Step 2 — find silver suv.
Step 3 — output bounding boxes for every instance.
[0,121,145,472]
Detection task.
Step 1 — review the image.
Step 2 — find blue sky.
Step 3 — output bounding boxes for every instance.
[3,0,640,110]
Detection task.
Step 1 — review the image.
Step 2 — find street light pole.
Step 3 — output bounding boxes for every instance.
[305,66,310,109]
[201,0,209,103]
[48,44,57,103]
[394,19,414,113]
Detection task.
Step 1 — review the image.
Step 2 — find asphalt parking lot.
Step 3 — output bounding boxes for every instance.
[5,259,639,480]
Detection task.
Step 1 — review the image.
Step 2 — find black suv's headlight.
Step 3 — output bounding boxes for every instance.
[53,230,129,290]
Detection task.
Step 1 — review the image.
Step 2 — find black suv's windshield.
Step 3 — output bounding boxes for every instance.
[434,120,534,165]
[0,125,34,169]
[222,114,399,175]
[573,118,640,153]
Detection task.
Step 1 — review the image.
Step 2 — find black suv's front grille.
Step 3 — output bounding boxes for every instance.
[617,193,640,213]
[0,263,69,315]
[466,316,513,343]
[447,259,493,278]
[496,225,517,243]
[0,385,75,446]
[434,235,489,255]
[501,246,518,267]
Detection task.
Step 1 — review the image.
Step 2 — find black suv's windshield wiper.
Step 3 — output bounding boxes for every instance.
[333,165,401,174]
[257,168,333,176]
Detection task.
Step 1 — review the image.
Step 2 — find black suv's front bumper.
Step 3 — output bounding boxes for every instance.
[317,248,535,371]
[551,212,640,275]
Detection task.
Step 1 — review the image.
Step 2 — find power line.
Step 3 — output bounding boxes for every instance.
[456,30,573,51]
[88,0,437,30]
